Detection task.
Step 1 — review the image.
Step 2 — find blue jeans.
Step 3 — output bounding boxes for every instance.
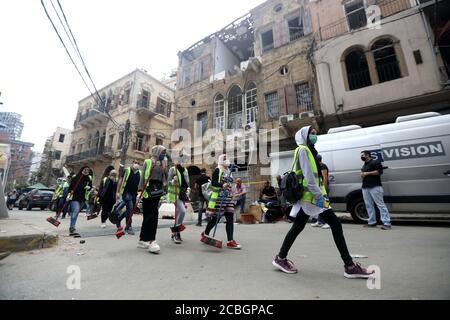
[235,196,246,213]
[362,186,391,225]
[116,192,136,229]
[69,201,82,229]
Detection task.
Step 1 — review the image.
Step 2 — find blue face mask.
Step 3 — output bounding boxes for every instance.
[309,134,318,145]
[159,154,165,161]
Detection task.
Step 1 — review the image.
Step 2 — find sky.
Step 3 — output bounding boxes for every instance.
[0,0,265,152]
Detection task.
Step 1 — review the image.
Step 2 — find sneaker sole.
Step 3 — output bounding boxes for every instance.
[148,249,160,254]
[226,246,241,250]
[344,272,372,279]
[272,260,297,274]
[137,245,149,249]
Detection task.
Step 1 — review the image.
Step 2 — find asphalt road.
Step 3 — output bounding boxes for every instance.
[1,209,450,300]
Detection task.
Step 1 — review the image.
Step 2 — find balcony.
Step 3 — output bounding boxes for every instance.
[136,100,169,118]
[316,0,413,42]
[66,146,114,165]
[78,108,110,128]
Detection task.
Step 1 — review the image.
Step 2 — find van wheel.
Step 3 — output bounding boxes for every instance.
[349,198,368,224]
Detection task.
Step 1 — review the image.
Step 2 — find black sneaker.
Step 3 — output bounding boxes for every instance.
[174,233,182,244]
[381,225,392,230]
[364,223,377,228]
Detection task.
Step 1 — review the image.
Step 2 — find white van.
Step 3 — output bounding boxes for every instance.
[270,112,450,223]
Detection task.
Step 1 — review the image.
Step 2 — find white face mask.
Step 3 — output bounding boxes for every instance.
[223,160,231,167]
[132,164,140,170]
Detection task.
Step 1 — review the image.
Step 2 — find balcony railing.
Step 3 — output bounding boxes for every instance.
[136,100,168,117]
[348,69,372,90]
[66,146,114,164]
[316,0,413,42]
[77,107,109,126]
[376,60,402,83]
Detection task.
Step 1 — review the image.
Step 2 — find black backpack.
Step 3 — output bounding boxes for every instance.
[280,149,304,203]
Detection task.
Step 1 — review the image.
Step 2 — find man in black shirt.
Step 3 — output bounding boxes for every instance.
[259,180,277,203]
[195,168,211,226]
[360,151,391,229]
[116,160,141,234]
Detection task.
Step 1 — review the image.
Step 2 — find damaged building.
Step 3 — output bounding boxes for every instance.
[173,0,319,206]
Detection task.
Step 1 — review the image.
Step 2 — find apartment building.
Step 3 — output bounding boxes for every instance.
[66,69,175,185]
[310,0,450,130]
[7,140,34,190]
[174,0,319,204]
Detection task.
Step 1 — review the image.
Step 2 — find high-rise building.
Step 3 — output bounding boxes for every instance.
[0,112,24,141]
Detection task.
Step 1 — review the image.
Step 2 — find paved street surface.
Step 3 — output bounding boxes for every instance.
[1,208,450,300]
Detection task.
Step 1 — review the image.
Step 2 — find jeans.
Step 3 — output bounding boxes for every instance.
[69,201,81,229]
[175,199,186,227]
[197,199,206,225]
[235,196,246,221]
[116,192,136,229]
[362,186,391,226]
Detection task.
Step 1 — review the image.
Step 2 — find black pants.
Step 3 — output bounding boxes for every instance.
[101,200,114,223]
[140,196,161,242]
[278,208,353,266]
[205,212,234,242]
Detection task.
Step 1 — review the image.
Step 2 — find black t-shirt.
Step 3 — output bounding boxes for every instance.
[262,186,276,197]
[123,169,140,196]
[361,159,383,189]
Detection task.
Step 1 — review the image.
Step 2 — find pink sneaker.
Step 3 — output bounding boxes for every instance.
[272,255,298,274]
[344,262,374,279]
[226,240,242,249]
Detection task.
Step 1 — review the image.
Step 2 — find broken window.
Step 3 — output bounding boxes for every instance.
[214,94,225,132]
[122,89,130,105]
[197,112,208,137]
[227,85,243,130]
[345,0,367,31]
[58,134,65,143]
[135,133,145,152]
[138,90,150,109]
[156,97,168,116]
[261,29,274,53]
[264,91,279,120]
[54,151,61,160]
[345,49,372,90]
[183,67,193,88]
[371,38,402,83]
[295,83,313,112]
[288,15,303,41]
[245,82,258,125]
[200,58,210,80]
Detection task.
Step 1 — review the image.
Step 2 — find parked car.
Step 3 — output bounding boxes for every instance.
[18,189,54,211]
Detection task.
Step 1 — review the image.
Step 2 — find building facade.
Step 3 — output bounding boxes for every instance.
[0,112,24,141]
[7,140,34,190]
[309,0,450,130]
[66,69,175,185]
[48,127,72,171]
[174,0,320,205]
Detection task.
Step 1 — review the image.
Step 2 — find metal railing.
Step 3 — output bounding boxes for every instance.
[348,69,372,90]
[316,0,413,42]
[136,100,167,117]
[376,60,402,83]
[66,146,114,164]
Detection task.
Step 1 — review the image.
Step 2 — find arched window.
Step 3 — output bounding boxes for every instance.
[345,49,372,90]
[371,38,401,83]
[227,85,243,130]
[245,82,258,125]
[213,94,225,132]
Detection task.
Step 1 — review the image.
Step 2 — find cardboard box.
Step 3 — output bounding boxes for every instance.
[249,205,263,222]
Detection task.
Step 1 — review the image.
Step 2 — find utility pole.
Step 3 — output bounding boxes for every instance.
[119,119,131,177]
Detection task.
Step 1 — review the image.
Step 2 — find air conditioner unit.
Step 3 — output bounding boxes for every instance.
[244,122,257,132]
[279,115,294,126]
[299,112,315,119]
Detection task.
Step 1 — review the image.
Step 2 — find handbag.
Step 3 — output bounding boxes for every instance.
[146,180,165,198]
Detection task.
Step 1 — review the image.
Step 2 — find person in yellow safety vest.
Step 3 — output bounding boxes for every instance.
[59,175,72,219]
[114,160,142,235]
[272,126,374,279]
[137,145,167,254]
[167,152,190,244]
[201,154,242,250]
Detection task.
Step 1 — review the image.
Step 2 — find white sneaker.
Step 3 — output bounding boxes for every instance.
[321,224,330,229]
[137,241,150,249]
[311,222,322,227]
[148,241,160,254]
[100,223,106,228]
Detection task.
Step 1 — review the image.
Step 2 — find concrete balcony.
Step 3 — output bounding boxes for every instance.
[78,108,110,128]
[65,146,114,165]
[136,100,169,119]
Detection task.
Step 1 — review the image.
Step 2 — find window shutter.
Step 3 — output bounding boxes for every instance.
[167,102,172,117]
[278,88,287,116]
[303,7,313,35]
[285,85,298,115]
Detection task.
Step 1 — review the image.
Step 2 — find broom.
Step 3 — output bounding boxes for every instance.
[201,190,227,249]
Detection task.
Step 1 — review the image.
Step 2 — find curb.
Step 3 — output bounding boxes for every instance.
[0,233,59,253]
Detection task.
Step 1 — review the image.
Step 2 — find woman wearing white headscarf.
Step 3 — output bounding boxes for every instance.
[201,154,241,249]
[137,145,167,254]
[272,126,373,279]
